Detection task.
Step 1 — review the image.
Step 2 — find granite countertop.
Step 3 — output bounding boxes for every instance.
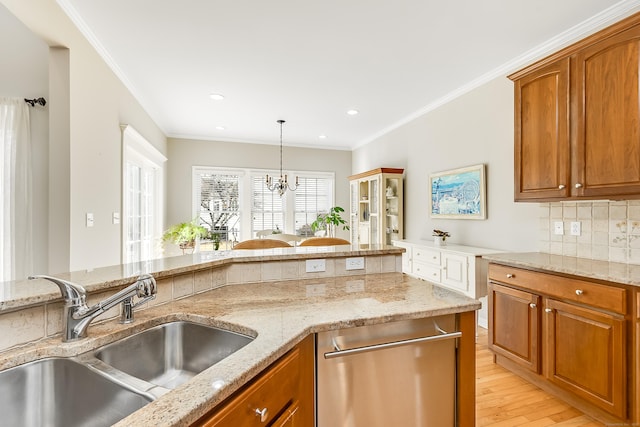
[0,272,479,427]
[484,252,640,287]
[0,244,402,312]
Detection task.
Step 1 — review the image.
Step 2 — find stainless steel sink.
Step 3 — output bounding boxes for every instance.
[0,357,152,427]
[94,321,254,389]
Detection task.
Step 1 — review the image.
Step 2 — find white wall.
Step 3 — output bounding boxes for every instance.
[1,0,167,274]
[0,4,49,274]
[353,76,539,252]
[167,138,352,240]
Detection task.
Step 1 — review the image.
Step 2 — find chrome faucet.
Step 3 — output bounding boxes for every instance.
[28,274,157,342]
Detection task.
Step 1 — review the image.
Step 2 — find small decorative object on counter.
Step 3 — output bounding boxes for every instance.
[433,229,450,246]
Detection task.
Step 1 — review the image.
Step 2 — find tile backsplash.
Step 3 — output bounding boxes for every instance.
[539,200,640,264]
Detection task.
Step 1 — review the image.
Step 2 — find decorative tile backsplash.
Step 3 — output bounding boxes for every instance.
[539,200,640,264]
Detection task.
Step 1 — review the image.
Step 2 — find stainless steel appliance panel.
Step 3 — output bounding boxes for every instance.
[317,315,458,427]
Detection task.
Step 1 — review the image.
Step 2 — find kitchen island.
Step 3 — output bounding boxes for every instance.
[0,246,480,426]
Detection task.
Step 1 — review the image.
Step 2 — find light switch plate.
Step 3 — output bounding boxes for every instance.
[554,221,564,235]
[86,213,94,227]
[306,259,326,273]
[346,257,365,270]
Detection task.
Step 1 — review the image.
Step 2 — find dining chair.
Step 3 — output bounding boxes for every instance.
[233,239,292,249]
[299,237,351,246]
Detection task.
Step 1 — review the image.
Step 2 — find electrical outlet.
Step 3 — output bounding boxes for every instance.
[112,212,120,225]
[305,259,326,273]
[346,257,365,270]
[570,221,581,236]
[554,221,564,235]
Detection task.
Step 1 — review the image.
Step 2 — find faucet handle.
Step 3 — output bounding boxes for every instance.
[135,274,157,298]
[28,275,87,305]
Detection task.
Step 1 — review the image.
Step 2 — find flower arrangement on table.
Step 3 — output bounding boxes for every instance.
[432,229,451,241]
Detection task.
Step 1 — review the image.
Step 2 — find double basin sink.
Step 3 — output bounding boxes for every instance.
[0,321,254,427]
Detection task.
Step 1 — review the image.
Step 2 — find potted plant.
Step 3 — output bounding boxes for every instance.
[432,229,450,246]
[311,206,350,237]
[162,219,209,253]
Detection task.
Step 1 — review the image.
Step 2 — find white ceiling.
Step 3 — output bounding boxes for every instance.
[60,0,639,150]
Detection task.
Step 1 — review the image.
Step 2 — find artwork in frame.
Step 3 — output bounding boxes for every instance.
[429,164,486,219]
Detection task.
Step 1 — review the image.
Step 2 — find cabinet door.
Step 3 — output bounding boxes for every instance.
[488,283,540,372]
[574,24,640,198]
[349,181,359,243]
[441,253,469,295]
[544,298,626,418]
[514,58,570,201]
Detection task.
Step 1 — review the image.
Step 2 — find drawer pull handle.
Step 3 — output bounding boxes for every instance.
[575,289,583,296]
[545,308,553,313]
[575,183,583,189]
[255,407,269,423]
[506,274,514,279]
[558,184,566,189]
[529,303,536,308]
[432,256,437,260]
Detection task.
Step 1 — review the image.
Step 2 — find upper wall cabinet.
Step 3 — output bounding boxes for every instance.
[510,13,640,202]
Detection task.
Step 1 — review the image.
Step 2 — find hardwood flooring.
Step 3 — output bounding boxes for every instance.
[476,327,605,427]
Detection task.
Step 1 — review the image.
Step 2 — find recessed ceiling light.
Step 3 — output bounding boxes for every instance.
[215,126,226,130]
[209,93,225,101]
[347,109,359,116]
[318,135,327,139]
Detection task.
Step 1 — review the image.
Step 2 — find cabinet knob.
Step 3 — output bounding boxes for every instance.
[558,184,566,190]
[255,407,269,423]
[529,303,536,308]
[545,308,553,313]
[506,274,514,279]
[575,183,583,189]
[575,289,583,296]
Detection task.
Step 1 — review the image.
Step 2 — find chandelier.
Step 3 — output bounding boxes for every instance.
[265,119,298,196]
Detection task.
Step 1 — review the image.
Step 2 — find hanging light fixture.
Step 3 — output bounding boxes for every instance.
[265,119,298,196]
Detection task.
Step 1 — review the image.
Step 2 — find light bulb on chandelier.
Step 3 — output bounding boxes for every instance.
[265,119,299,196]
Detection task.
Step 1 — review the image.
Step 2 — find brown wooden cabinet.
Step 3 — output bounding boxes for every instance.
[513,58,570,201]
[544,298,626,418]
[510,12,640,201]
[487,263,635,425]
[488,282,540,372]
[194,335,314,427]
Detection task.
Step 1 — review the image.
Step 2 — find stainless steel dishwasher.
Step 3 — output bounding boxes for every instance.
[317,315,460,426]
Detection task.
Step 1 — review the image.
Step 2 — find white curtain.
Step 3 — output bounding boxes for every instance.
[0,98,32,281]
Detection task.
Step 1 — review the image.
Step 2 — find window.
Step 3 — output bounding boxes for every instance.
[193,167,334,242]
[193,169,242,245]
[251,173,285,235]
[293,176,332,236]
[122,125,166,264]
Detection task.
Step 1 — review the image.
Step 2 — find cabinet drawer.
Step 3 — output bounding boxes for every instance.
[413,261,441,282]
[413,247,441,266]
[201,347,300,427]
[488,264,626,314]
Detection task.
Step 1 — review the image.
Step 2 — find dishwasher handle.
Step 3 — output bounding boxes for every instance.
[324,330,462,359]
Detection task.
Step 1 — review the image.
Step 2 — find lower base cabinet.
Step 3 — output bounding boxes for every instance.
[194,335,314,427]
[488,263,636,424]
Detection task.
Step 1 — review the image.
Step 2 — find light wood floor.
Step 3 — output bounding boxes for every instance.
[476,327,605,427]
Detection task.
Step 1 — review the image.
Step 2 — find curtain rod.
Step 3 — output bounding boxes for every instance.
[24,97,46,107]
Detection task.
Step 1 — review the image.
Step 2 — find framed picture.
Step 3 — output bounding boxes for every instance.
[429,164,486,219]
